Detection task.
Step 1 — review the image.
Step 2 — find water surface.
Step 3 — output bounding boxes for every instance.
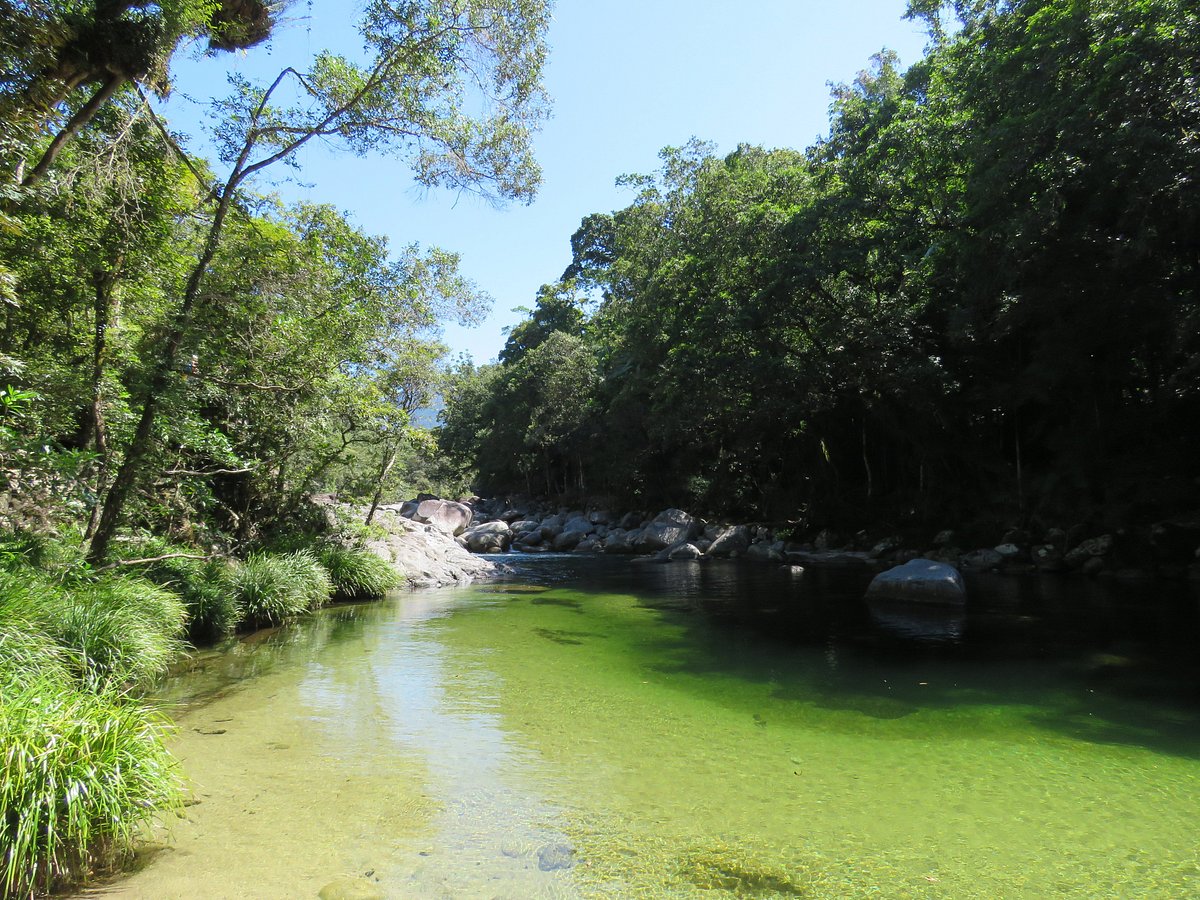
[103,556,1200,898]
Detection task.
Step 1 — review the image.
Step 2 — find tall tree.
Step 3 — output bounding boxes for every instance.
[86,0,553,561]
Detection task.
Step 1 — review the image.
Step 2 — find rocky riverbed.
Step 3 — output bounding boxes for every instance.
[322,500,499,588]
[373,494,1200,585]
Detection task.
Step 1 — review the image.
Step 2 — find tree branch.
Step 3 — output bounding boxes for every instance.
[22,75,125,186]
[133,83,216,199]
[93,551,215,572]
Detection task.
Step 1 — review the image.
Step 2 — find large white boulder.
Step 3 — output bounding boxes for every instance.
[413,498,472,536]
[866,558,965,605]
[636,508,695,552]
[705,525,751,557]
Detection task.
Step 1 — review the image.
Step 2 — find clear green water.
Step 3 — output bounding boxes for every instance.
[103,557,1200,899]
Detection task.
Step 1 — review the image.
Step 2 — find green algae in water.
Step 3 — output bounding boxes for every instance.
[425,582,1200,899]
[108,567,1200,899]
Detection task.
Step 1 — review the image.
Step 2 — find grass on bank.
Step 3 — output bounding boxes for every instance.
[318,543,400,599]
[0,569,185,691]
[0,616,181,898]
[0,530,401,896]
[222,549,332,629]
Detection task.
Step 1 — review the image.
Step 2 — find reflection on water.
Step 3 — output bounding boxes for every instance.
[866,597,966,642]
[102,555,1200,898]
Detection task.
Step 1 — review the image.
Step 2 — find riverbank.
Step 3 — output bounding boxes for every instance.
[425,496,1200,584]
[317,498,498,588]
[0,525,410,898]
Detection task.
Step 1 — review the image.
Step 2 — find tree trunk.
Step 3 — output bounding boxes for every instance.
[87,180,239,563]
[83,271,116,539]
[365,438,401,527]
[861,419,873,500]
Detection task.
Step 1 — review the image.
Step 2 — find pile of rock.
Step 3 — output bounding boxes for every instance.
[377,494,1200,582]
[333,499,496,588]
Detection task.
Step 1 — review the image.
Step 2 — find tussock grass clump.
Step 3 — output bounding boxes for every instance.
[318,544,400,599]
[0,663,181,897]
[222,550,332,630]
[135,553,240,644]
[0,570,186,690]
[0,561,185,897]
[0,532,53,572]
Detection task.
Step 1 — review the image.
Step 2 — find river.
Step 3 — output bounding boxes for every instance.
[100,554,1200,898]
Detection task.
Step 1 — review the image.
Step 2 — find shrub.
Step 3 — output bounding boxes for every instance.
[0,663,181,897]
[318,544,400,599]
[223,550,333,630]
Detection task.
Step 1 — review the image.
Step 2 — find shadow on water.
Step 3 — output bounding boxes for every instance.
[529,595,584,610]
[159,601,384,712]
[489,553,1200,759]
[531,626,606,645]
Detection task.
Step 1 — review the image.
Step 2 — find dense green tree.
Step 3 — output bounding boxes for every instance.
[499,280,588,365]
[1,0,279,185]
[86,0,553,561]
[440,0,1200,532]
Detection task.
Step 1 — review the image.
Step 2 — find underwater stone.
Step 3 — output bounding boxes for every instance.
[537,842,577,871]
[317,876,384,900]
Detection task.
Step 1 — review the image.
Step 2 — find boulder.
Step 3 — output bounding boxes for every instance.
[1063,534,1114,569]
[960,548,1004,571]
[588,510,613,525]
[870,536,903,558]
[617,511,644,530]
[785,550,873,569]
[538,514,565,541]
[668,542,702,560]
[746,540,784,563]
[1150,514,1200,561]
[994,543,1023,559]
[413,498,472,536]
[552,529,584,551]
[536,842,577,872]
[1042,527,1067,548]
[563,515,594,535]
[926,546,963,564]
[364,510,496,587]
[705,525,751,557]
[318,877,385,900]
[813,529,840,551]
[516,529,542,546]
[636,508,695,552]
[932,529,956,547]
[866,558,965,605]
[604,528,638,554]
[461,521,512,553]
[1033,543,1065,572]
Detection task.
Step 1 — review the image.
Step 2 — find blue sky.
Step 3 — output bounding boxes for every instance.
[166,1,930,363]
